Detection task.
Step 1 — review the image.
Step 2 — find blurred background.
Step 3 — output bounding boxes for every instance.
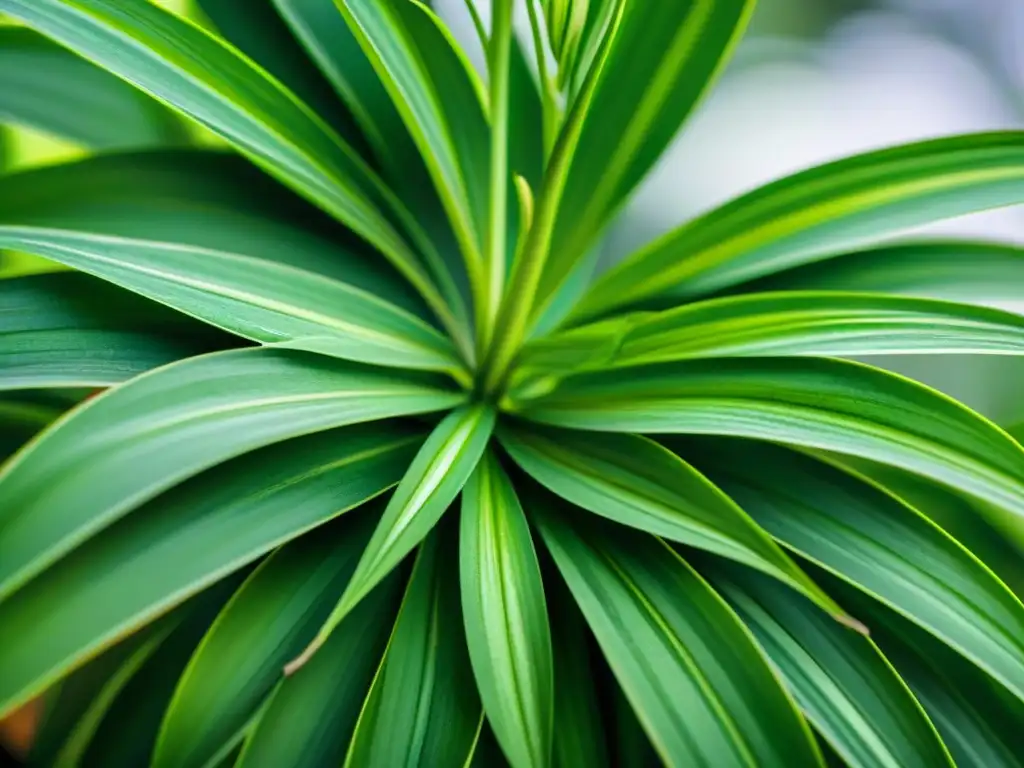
[1,0,1023,759]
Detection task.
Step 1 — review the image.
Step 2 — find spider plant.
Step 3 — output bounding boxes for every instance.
[3,0,1024,765]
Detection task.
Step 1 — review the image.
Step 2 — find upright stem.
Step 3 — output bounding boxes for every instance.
[525,0,560,161]
[477,0,514,360]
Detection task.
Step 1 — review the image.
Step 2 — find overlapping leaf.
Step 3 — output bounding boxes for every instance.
[534,499,821,766]
[0,271,232,391]
[461,452,553,768]
[0,423,418,716]
[514,357,1024,543]
[0,347,459,598]
[579,132,1024,320]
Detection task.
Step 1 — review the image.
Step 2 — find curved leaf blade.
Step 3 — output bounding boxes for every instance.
[671,437,1024,702]
[0,25,185,147]
[0,227,462,373]
[153,512,377,768]
[534,499,822,767]
[580,132,1024,320]
[460,452,553,768]
[293,404,496,668]
[514,357,1024,544]
[523,291,1024,377]
[706,564,953,768]
[540,0,755,309]
[236,573,402,768]
[344,526,482,768]
[0,347,459,599]
[736,241,1024,316]
[0,271,231,390]
[0,423,418,717]
[500,423,842,618]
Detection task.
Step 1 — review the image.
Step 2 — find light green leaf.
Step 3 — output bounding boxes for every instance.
[538,0,755,312]
[236,573,403,768]
[580,132,1024,320]
[460,451,553,768]
[336,0,490,277]
[706,563,954,768]
[344,526,482,768]
[671,437,1024,702]
[0,0,454,328]
[534,500,822,766]
[0,271,231,390]
[522,291,1024,377]
[0,25,186,147]
[738,240,1024,316]
[500,423,842,618]
[0,150,428,314]
[195,0,370,152]
[0,227,463,374]
[153,512,378,768]
[836,578,1024,768]
[0,346,459,599]
[0,422,418,717]
[294,404,495,668]
[514,357,1024,546]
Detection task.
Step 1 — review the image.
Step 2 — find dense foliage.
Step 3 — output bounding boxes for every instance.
[3,0,1024,765]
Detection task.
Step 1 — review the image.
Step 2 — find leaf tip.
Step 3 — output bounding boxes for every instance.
[835,612,870,636]
[283,635,325,676]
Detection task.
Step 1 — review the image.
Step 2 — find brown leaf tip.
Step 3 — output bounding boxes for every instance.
[283,636,324,676]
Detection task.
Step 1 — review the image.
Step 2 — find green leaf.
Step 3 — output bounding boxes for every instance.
[705,563,954,768]
[0,422,418,717]
[607,678,661,768]
[79,577,245,768]
[0,271,232,391]
[0,346,458,599]
[835,579,1024,768]
[522,291,1024,377]
[294,404,495,668]
[29,620,175,768]
[538,0,755,312]
[0,25,186,147]
[336,0,490,276]
[344,525,482,768]
[0,0,454,327]
[195,0,370,153]
[546,570,608,768]
[534,498,822,767]
[0,150,428,314]
[671,437,1024,702]
[153,512,378,768]
[734,240,1024,316]
[514,357,1024,545]
[236,573,403,768]
[580,132,1024,320]
[500,423,841,618]
[460,451,553,768]
[0,227,463,374]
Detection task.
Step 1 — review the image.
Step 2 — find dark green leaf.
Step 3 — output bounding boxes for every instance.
[0,25,186,147]
[0,422,418,717]
[534,499,821,766]
[344,526,482,767]
[0,271,232,390]
[580,132,1024,320]
[461,451,553,768]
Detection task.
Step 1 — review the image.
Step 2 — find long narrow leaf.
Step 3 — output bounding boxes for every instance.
[0,26,186,147]
[461,451,553,768]
[0,347,459,599]
[534,499,822,767]
[0,423,418,716]
[514,357,1024,544]
[669,437,1024,701]
[0,271,231,390]
[292,404,496,669]
[500,423,843,619]
[580,132,1024,320]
